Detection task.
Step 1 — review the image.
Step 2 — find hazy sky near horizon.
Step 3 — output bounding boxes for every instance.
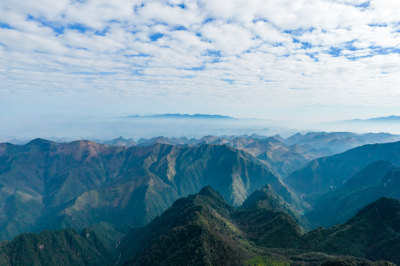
[2,0,400,126]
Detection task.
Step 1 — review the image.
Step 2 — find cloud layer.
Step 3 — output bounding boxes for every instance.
[1,0,400,120]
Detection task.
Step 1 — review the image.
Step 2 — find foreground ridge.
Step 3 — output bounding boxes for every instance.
[0,187,399,265]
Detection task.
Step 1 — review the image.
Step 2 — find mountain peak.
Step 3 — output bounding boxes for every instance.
[197,186,227,204]
[240,184,281,210]
[239,184,303,226]
[25,138,55,148]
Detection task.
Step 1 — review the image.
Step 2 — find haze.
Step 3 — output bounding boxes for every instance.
[2,0,400,140]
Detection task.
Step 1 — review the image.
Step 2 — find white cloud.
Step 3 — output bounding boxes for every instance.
[1,0,400,123]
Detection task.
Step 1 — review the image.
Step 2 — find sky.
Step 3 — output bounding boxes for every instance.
[2,0,400,139]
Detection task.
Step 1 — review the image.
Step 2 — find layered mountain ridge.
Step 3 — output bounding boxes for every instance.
[0,187,397,265]
[122,188,400,265]
[286,141,400,199]
[0,139,298,240]
[306,160,400,227]
[284,140,400,229]
[1,134,400,264]
[103,132,400,178]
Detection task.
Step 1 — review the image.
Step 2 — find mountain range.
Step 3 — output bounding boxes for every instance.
[284,140,400,230]
[0,187,398,265]
[348,115,400,123]
[305,160,400,227]
[103,132,400,178]
[1,134,400,264]
[127,114,234,119]
[286,141,400,200]
[339,116,400,133]
[0,138,300,240]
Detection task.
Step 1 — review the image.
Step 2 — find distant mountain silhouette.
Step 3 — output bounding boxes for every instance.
[102,132,400,178]
[127,113,234,119]
[284,131,400,155]
[348,115,400,123]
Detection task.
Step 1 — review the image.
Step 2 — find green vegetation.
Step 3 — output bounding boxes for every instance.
[0,187,398,265]
[287,141,400,198]
[0,228,117,266]
[244,256,289,266]
[121,186,247,265]
[301,198,400,264]
[120,187,399,265]
[0,139,298,240]
[2,137,400,265]
[240,184,305,227]
[306,160,400,227]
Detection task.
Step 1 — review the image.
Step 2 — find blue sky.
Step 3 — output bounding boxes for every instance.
[1,0,400,130]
